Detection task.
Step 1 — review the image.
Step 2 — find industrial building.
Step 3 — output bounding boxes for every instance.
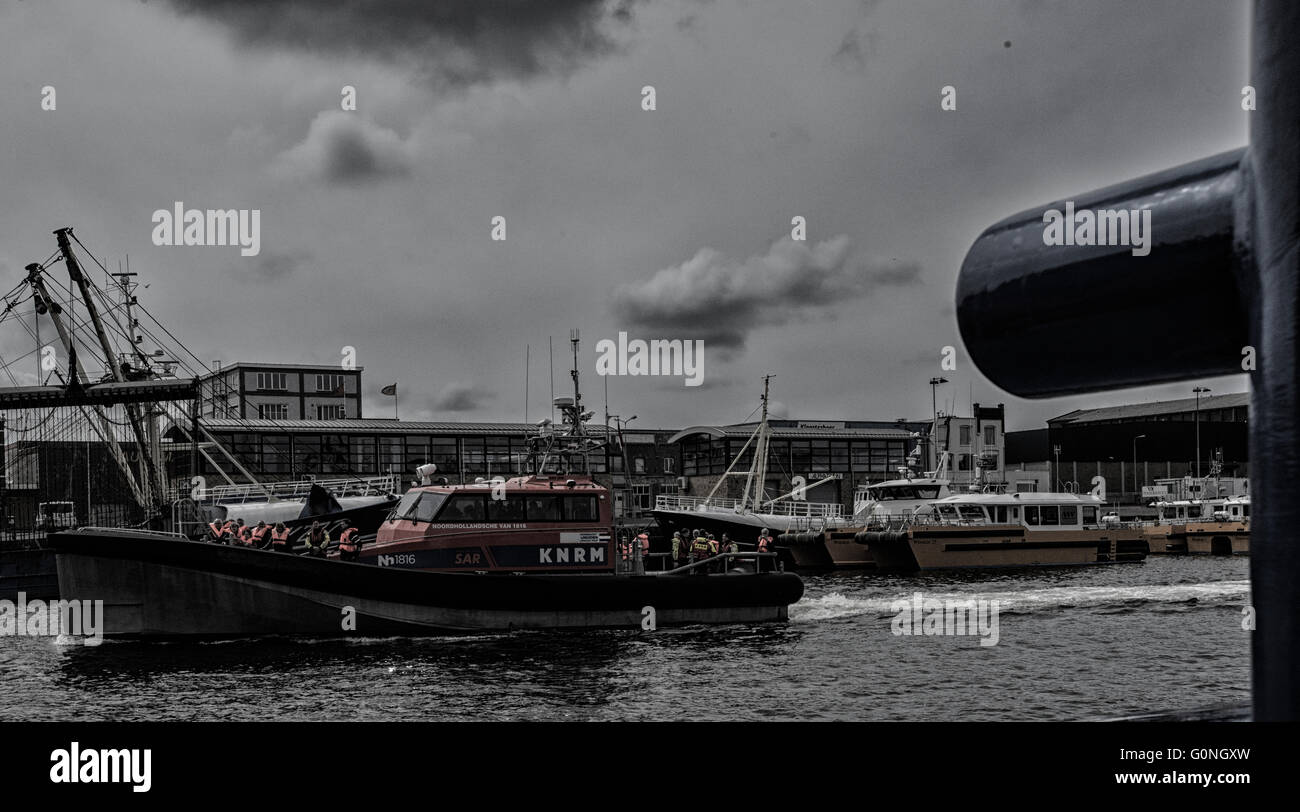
[1006,391,1250,502]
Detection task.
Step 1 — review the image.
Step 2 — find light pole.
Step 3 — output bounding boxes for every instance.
[1193,387,1211,479]
[1052,444,1061,491]
[929,377,948,472]
[1132,434,1146,503]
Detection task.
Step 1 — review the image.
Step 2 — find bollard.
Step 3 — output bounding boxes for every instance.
[956,0,1299,720]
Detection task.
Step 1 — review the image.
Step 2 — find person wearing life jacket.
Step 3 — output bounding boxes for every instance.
[207,518,229,544]
[269,522,292,554]
[304,521,329,557]
[690,531,712,571]
[337,521,361,562]
[232,518,252,546]
[670,531,684,568]
[756,528,773,572]
[636,532,650,560]
[706,533,721,572]
[249,521,271,549]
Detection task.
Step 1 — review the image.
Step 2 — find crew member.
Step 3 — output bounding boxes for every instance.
[337,521,361,562]
[270,522,292,553]
[250,521,271,549]
[636,532,650,562]
[690,530,712,573]
[304,521,329,557]
[670,531,684,568]
[756,527,774,572]
[207,518,229,544]
[706,532,720,572]
[233,518,251,546]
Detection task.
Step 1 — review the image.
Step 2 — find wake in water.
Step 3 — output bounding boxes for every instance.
[791,580,1252,623]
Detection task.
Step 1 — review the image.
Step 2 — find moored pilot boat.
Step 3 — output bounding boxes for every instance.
[1144,494,1250,555]
[857,491,1148,571]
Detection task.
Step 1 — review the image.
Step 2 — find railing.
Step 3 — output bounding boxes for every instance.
[653,494,843,518]
[658,551,783,576]
[199,474,398,504]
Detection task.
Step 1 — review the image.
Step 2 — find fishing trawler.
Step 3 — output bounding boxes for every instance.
[50,334,803,637]
[0,227,399,602]
[781,443,958,568]
[858,491,1148,571]
[650,377,851,568]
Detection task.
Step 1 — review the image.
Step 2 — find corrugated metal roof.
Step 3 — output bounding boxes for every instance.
[678,423,915,440]
[195,418,614,436]
[1049,392,1249,424]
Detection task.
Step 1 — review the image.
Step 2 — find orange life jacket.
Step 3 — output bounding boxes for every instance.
[251,526,270,545]
[270,528,291,548]
[757,535,771,553]
[208,521,227,539]
[338,527,359,553]
[636,534,649,555]
[235,526,253,545]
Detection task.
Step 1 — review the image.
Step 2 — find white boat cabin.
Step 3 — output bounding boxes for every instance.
[1154,495,1250,523]
[910,492,1108,530]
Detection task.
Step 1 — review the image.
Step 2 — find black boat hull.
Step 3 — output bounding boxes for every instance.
[50,529,804,637]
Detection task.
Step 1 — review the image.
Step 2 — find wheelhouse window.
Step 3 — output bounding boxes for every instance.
[958,505,986,523]
[1082,506,1098,524]
[525,495,562,522]
[439,494,486,521]
[414,493,446,522]
[1024,506,1040,525]
[487,496,525,522]
[393,491,446,523]
[566,496,600,522]
[1040,505,1060,526]
[1060,505,1078,525]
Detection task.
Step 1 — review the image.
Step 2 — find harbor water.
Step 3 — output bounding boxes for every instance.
[0,557,1249,721]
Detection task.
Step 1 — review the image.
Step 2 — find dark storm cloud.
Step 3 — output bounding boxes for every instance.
[612,236,921,352]
[432,382,492,412]
[164,0,640,89]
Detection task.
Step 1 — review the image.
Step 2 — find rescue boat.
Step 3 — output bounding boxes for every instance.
[48,335,803,638]
[49,473,802,637]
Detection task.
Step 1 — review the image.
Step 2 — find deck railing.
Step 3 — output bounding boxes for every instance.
[653,494,843,519]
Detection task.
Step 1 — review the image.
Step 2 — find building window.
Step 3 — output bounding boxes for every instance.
[258,403,289,420]
[958,453,972,471]
[663,456,675,474]
[256,372,287,391]
[315,404,347,420]
[959,425,972,446]
[633,483,652,511]
[316,373,346,394]
[984,425,996,446]
[633,457,646,474]
[349,436,377,473]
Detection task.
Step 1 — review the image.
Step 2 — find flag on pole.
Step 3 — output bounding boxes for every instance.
[381,383,397,396]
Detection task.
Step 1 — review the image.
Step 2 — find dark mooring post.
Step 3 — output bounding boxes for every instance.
[956,1,1298,721]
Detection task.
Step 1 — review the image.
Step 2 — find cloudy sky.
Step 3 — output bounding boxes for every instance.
[0,0,1250,430]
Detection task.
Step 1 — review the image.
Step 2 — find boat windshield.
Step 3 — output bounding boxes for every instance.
[392,491,448,523]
